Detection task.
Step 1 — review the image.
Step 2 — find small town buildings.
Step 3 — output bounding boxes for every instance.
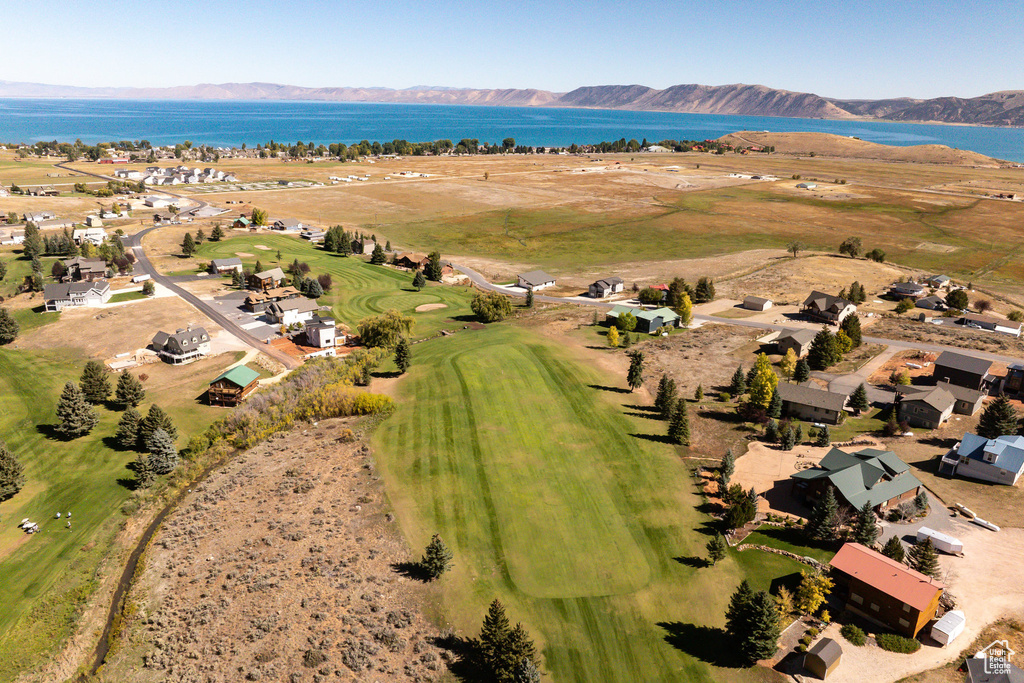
[589,277,624,298]
[208,365,261,407]
[24,211,56,223]
[300,228,325,241]
[24,185,58,196]
[73,227,106,246]
[84,215,103,227]
[790,447,924,513]
[933,351,993,391]
[922,274,951,290]
[775,328,817,357]
[244,286,301,313]
[114,169,144,180]
[828,543,944,637]
[517,270,556,291]
[778,382,849,424]
[802,291,856,325]
[1005,363,1024,396]
[0,229,24,245]
[305,315,337,348]
[351,239,376,255]
[796,182,817,189]
[267,298,320,326]
[43,280,112,311]
[944,433,1024,485]
[896,380,985,428]
[272,217,303,231]
[251,267,287,291]
[916,295,947,311]
[143,195,171,208]
[888,282,928,299]
[151,326,211,364]
[957,313,1023,337]
[63,256,108,282]
[742,296,773,311]
[211,257,243,274]
[804,638,842,679]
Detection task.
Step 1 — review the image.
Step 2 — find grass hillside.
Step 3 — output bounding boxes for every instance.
[374,325,802,682]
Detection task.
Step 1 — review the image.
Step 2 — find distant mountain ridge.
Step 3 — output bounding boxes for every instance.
[2,79,1023,126]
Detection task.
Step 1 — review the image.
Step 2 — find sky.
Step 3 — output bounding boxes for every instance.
[4,0,1022,99]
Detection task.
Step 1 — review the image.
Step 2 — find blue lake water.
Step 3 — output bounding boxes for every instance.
[2,98,1024,161]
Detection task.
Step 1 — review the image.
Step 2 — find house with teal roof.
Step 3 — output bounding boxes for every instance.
[605,305,680,334]
[208,364,261,406]
[790,447,924,513]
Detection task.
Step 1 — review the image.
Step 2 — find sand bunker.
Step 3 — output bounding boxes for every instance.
[254,244,272,250]
[235,252,255,258]
[415,303,447,312]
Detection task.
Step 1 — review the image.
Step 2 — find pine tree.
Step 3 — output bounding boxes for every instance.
[514,658,542,683]
[706,533,727,565]
[815,424,831,447]
[210,225,225,241]
[793,358,810,383]
[654,374,673,417]
[779,425,795,450]
[181,232,196,257]
[231,269,244,288]
[853,502,879,546]
[977,395,1020,439]
[394,337,411,374]
[721,448,735,487]
[882,535,906,563]
[626,351,644,392]
[794,422,803,444]
[195,228,205,244]
[479,599,512,680]
[134,452,155,489]
[0,439,26,502]
[730,365,747,396]
[668,399,690,445]
[741,591,781,664]
[55,381,99,437]
[0,307,19,345]
[765,419,780,443]
[146,428,179,475]
[79,360,112,404]
[807,326,839,370]
[114,372,145,407]
[725,580,755,641]
[370,243,387,265]
[412,271,426,291]
[694,384,704,402]
[385,240,391,252]
[849,383,870,414]
[500,623,537,682]
[254,259,264,275]
[620,330,632,348]
[806,487,839,541]
[114,406,142,450]
[307,279,324,298]
[525,288,534,308]
[138,404,177,449]
[421,533,454,579]
[767,387,782,419]
[426,251,443,281]
[840,313,862,347]
[908,538,940,578]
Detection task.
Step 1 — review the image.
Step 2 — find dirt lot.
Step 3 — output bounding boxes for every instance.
[100,418,450,683]
[871,317,1024,357]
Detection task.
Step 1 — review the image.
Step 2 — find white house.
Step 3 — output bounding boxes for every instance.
[944,433,1024,485]
[305,316,337,349]
[73,227,106,246]
[589,277,624,298]
[43,280,112,311]
[267,298,320,326]
[517,270,556,290]
[151,326,212,364]
[143,195,172,208]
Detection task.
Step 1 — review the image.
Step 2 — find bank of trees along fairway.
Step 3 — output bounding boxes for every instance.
[374,325,806,683]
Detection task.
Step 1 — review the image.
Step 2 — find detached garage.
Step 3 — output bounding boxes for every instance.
[804,638,842,679]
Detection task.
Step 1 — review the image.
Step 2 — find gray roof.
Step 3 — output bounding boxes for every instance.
[777,328,817,345]
[255,267,286,281]
[916,295,945,309]
[592,276,623,288]
[803,290,853,312]
[807,638,842,667]
[269,298,320,315]
[889,282,927,296]
[936,379,984,404]
[274,218,302,228]
[518,270,555,287]
[957,433,1024,475]
[212,257,242,268]
[935,351,993,377]
[778,381,848,412]
[925,274,951,284]
[152,327,210,354]
[744,295,772,306]
[43,280,110,299]
[898,385,956,413]
[966,658,1024,683]
[791,447,921,509]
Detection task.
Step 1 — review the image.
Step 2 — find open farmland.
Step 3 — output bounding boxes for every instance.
[373,324,802,683]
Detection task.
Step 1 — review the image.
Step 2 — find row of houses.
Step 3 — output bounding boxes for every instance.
[115,166,238,185]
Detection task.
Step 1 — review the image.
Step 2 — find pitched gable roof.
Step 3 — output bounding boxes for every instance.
[777,328,817,345]
[897,385,956,413]
[518,270,555,287]
[791,447,921,509]
[211,364,261,388]
[803,290,853,312]
[957,433,1024,474]
[778,382,849,412]
[830,543,943,611]
[935,351,993,377]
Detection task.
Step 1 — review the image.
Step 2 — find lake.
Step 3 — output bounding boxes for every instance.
[2,98,1024,161]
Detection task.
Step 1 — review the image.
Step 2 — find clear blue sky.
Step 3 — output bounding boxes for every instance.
[6,0,1021,99]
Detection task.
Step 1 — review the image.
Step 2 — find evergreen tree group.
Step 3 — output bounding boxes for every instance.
[725,581,781,664]
[478,600,539,683]
[56,381,99,437]
[840,313,862,347]
[694,277,716,303]
[654,374,678,420]
[138,405,177,450]
[807,326,843,371]
[908,538,940,578]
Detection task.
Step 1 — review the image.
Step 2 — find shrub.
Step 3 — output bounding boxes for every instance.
[718,392,731,403]
[806,627,820,638]
[840,623,866,646]
[875,633,920,653]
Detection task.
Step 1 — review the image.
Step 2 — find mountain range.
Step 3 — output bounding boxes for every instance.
[2,80,1024,126]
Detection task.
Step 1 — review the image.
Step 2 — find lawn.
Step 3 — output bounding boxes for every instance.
[107,290,146,304]
[192,234,474,338]
[0,349,229,679]
[740,524,838,564]
[373,324,803,683]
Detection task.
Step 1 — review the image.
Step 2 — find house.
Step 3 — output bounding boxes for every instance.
[944,433,1024,486]
[114,169,144,180]
[796,182,817,189]
[802,291,856,325]
[916,295,947,311]
[933,351,993,391]
[210,257,243,274]
[896,380,984,428]
[208,365,261,407]
[1004,363,1024,397]
[84,215,103,228]
[143,195,171,208]
[352,239,376,255]
[73,227,106,246]
[589,277,624,298]
[251,267,286,291]
[233,217,251,229]
[828,543,943,637]
[634,307,680,334]
[923,274,951,290]
[965,653,1024,682]
[272,217,303,231]
[305,315,337,348]
[778,382,849,424]
[804,638,842,679]
[25,185,58,196]
[0,229,24,245]
[957,313,1022,337]
[24,211,56,223]
[37,218,75,230]
[151,326,211,364]
[743,296,773,311]
[394,252,429,270]
[267,298,320,326]
[43,280,112,311]
[776,328,817,357]
[790,447,924,513]
[517,270,556,291]
[63,257,108,282]
[888,282,928,299]
[244,286,302,313]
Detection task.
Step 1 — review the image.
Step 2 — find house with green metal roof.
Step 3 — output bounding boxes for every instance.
[790,447,924,513]
[606,305,680,334]
[208,364,261,406]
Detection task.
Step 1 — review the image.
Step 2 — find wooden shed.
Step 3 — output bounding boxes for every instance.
[804,638,842,679]
[208,365,261,407]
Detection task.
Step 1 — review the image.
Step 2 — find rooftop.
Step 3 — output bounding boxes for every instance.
[778,382,848,412]
[518,270,555,287]
[211,364,261,389]
[957,433,1024,474]
[829,543,943,611]
[792,447,922,510]
[935,350,993,377]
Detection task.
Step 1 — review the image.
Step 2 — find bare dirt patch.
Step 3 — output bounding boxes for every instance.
[872,317,1024,357]
[413,303,447,313]
[99,419,450,682]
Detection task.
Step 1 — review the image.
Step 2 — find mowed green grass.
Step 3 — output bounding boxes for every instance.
[0,348,226,679]
[192,235,473,338]
[374,325,801,683]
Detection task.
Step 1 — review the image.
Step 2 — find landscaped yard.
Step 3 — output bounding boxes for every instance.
[373,323,803,683]
[740,524,838,564]
[107,290,146,304]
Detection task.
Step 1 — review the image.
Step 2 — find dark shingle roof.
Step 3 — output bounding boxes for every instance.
[778,382,848,412]
[807,638,842,667]
[935,351,993,377]
[777,328,817,345]
[518,270,555,287]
